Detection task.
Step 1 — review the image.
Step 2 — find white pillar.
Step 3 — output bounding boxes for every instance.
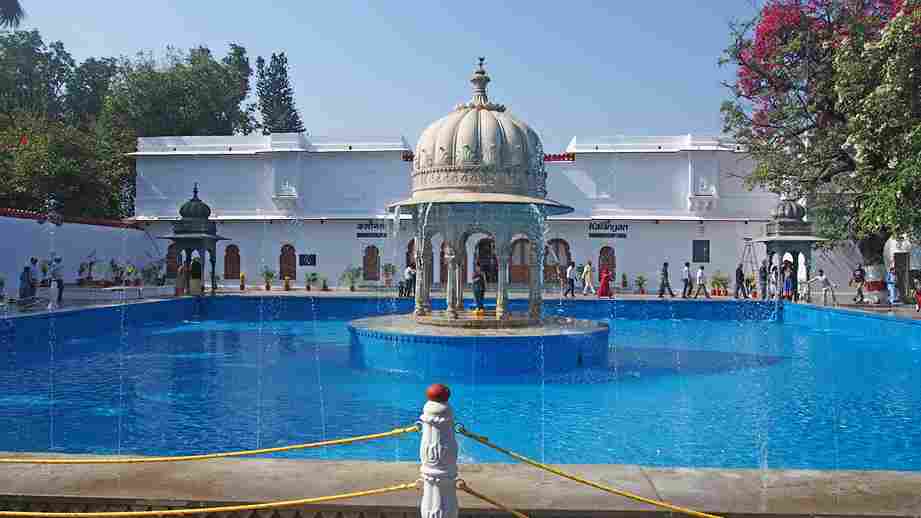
[419,384,458,518]
[445,243,457,318]
[415,237,429,316]
[496,254,509,319]
[528,241,542,319]
[454,261,464,311]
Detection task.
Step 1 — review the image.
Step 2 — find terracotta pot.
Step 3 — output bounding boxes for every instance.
[306,284,311,291]
[349,285,355,292]
[264,282,271,291]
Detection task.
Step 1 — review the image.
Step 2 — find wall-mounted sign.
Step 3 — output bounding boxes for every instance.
[356,222,387,238]
[299,254,317,266]
[588,221,629,239]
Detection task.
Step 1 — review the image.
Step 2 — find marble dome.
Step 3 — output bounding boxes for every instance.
[771,199,806,222]
[411,59,547,199]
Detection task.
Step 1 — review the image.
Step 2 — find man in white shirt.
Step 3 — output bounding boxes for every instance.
[581,261,596,295]
[693,265,710,299]
[564,262,576,297]
[47,256,63,310]
[681,262,692,298]
[807,269,837,306]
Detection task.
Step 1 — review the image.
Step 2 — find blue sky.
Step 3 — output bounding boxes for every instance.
[22,0,759,152]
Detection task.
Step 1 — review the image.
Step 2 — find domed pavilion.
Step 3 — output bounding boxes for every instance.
[160,183,228,294]
[389,59,573,321]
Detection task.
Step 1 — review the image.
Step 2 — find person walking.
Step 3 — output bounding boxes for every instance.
[851,263,866,303]
[693,266,710,299]
[806,269,837,306]
[734,263,748,299]
[581,261,596,295]
[758,260,769,300]
[47,256,63,310]
[471,266,486,311]
[681,262,692,298]
[886,266,899,306]
[598,268,613,298]
[564,261,576,298]
[658,262,676,298]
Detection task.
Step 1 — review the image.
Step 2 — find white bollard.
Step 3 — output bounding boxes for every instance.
[419,383,458,518]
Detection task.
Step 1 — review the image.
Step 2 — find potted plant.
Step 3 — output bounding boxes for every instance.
[746,274,757,298]
[383,263,396,287]
[320,276,330,291]
[635,274,647,294]
[305,272,319,291]
[621,272,628,290]
[262,267,276,291]
[239,272,246,291]
[711,271,729,296]
[339,266,362,292]
[283,276,292,291]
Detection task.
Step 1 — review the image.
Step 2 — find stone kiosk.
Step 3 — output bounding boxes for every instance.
[390,59,572,323]
[160,184,228,295]
[348,61,609,377]
[754,199,824,301]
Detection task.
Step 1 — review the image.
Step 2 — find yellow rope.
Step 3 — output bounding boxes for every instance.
[0,425,419,464]
[0,481,420,517]
[457,480,529,518]
[456,425,722,518]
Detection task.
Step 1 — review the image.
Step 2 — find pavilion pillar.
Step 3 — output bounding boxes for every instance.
[183,249,193,294]
[414,237,428,316]
[496,253,509,320]
[209,246,217,294]
[445,242,457,318]
[528,240,542,319]
[424,239,433,313]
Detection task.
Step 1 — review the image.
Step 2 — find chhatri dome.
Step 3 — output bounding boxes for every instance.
[391,59,572,323]
[394,58,569,213]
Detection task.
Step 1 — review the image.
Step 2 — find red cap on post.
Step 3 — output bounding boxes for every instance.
[425,383,451,403]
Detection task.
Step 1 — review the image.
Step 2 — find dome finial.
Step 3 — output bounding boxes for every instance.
[470,56,490,106]
[192,182,200,200]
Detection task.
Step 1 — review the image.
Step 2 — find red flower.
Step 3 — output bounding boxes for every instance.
[19,135,28,146]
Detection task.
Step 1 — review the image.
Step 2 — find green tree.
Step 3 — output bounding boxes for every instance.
[256,52,304,134]
[0,0,24,29]
[0,30,74,121]
[102,44,255,137]
[0,113,123,218]
[64,57,118,127]
[720,0,916,268]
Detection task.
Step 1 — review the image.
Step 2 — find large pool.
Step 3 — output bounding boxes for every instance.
[1,296,920,470]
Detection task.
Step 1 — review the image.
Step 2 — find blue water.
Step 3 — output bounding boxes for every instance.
[2,297,920,470]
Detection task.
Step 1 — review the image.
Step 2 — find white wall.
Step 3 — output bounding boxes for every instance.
[0,217,161,295]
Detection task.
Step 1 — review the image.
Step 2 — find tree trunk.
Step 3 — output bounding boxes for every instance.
[857,231,890,303]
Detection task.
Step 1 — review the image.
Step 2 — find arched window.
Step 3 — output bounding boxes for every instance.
[599,246,616,280]
[166,244,178,279]
[224,245,241,279]
[279,244,296,280]
[363,245,380,281]
[510,238,530,284]
[544,238,571,282]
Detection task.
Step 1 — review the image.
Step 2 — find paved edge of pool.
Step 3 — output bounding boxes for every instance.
[0,456,918,517]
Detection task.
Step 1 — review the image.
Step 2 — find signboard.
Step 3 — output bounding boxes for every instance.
[588,222,629,239]
[299,254,316,267]
[356,222,387,238]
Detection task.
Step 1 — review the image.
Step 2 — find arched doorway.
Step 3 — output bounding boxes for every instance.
[224,244,240,279]
[510,238,530,284]
[599,246,616,280]
[544,238,571,282]
[474,238,498,283]
[363,245,380,281]
[166,244,178,279]
[279,244,296,281]
[440,242,468,286]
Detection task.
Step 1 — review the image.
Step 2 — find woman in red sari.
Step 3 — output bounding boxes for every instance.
[598,268,613,298]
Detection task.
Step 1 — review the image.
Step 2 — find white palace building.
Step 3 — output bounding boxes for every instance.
[129,65,916,293]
